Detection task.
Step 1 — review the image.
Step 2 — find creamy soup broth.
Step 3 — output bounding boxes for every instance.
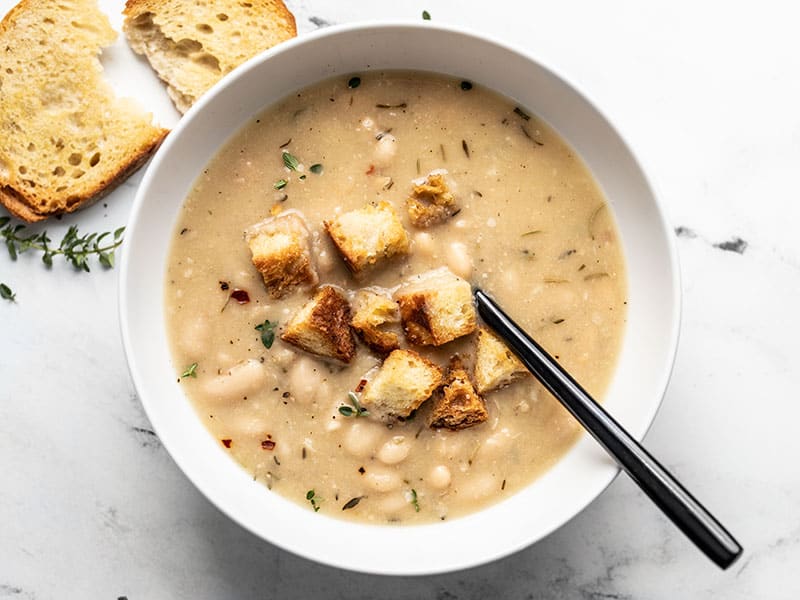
[165,71,627,523]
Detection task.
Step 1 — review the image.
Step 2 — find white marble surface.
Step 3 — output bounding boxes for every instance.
[1,0,798,597]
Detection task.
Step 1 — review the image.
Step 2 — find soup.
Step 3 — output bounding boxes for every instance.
[164,71,627,523]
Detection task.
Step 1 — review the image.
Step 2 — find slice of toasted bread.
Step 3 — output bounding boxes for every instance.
[281,286,356,363]
[0,0,168,222]
[123,0,297,114]
[429,357,488,431]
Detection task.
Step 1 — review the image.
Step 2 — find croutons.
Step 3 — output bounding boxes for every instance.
[474,327,529,394]
[360,349,443,422]
[429,357,488,431]
[406,172,459,227]
[394,267,477,346]
[324,201,410,275]
[350,288,402,355]
[281,286,356,363]
[246,210,317,298]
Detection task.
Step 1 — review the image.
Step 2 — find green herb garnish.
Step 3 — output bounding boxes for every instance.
[306,489,321,512]
[255,319,277,349]
[0,283,16,302]
[422,10,431,20]
[521,230,542,237]
[338,391,369,418]
[410,489,420,512]
[282,151,300,171]
[0,217,124,271]
[347,76,361,89]
[273,179,288,190]
[181,362,198,378]
[310,163,323,174]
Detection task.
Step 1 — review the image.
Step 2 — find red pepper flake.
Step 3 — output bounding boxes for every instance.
[261,440,276,450]
[221,439,233,448]
[230,289,250,304]
[354,379,367,393]
[365,164,375,175]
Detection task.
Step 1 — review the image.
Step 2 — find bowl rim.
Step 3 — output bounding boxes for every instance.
[119,19,681,575]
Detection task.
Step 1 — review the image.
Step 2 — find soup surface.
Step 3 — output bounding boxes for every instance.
[165,71,627,523]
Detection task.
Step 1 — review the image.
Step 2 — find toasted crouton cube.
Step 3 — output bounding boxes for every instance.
[361,349,443,422]
[351,288,402,355]
[246,210,317,298]
[429,357,488,431]
[324,201,410,274]
[474,328,529,394]
[406,172,459,227]
[394,267,477,346]
[281,286,356,363]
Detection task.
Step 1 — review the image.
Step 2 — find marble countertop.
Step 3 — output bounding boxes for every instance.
[2,0,798,597]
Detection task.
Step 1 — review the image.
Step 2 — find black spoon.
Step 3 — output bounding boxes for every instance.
[474,288,742,569]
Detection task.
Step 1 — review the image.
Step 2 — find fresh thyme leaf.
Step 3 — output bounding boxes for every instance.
[0,283,15,302]
[410,488,420,512]
[282,151,300,171]
[306,489,321,512]
[339,391,368,417]
[255,319,277,349]
[347,76,361,89]
[310,163,323,174]
[181,362,198,378]
[274,179,288,190]
[0,220,124,271]
[422,9,431,20]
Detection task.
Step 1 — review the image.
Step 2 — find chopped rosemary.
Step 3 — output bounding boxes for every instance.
[181,363,198,378]
[461,139,470,158]
[376,102,407,109]
[254,319,277,349]
[513,106,531,121]
[348,76,361,89]
[521,230,542,237]
[588,204,606,238]
[410,489,420,512]
[282,151,300,171]
[422,9,431,20]
[306,489,321,512]
[342,496,364,510]
[0,283,15,302]
[584,272,610,281]
[338,391,369,417]
[0,217,124,271]
[520,125,544,145]
[273,179,288,190]
[310,163,323,174]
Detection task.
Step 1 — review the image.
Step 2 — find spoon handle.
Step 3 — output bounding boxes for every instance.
[474,289,742,569]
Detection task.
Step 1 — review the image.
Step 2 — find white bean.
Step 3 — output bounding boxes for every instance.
[287,356,323,404]
[376,491,411,514]
[364,467,402,492]
[446,241,473,279]
[459,473,498,500]
[343,420,385,458]
[373,134,397,167]
[476,427,514,461]
[413,232,436,258]
[428,465,452,490]
[377,436,410,465]
[203,359,267,402]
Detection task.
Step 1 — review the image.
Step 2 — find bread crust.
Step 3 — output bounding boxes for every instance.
[281,286,356,363]
[429,357,488,431]
[0,0,168,222]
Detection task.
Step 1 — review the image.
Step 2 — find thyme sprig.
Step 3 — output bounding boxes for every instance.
[339,391,369,418]
[0,217,124,272]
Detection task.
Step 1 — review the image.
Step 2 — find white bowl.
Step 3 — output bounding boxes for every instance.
[119,22,680,575]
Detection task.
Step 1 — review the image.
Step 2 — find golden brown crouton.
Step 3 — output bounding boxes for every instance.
[361,349,443,422]
[474,328,529,394]
[246,210,317,298]
[394,267,477,346]
[324,201,410,275]
[429,358,488,431]
[406,172,459,227]
[281,286,356,363]
[350,288,402,355]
